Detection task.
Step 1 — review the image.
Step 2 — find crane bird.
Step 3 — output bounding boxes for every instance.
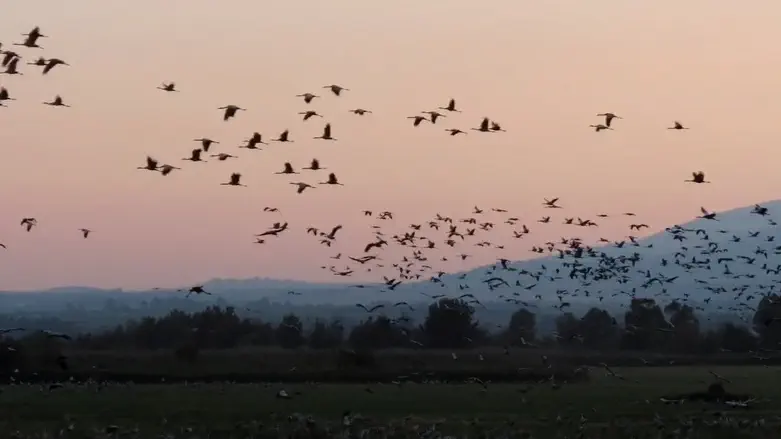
[20,218,37,232]
[303,158,325,171]
[194,138,219,152]
[79,228,92,238]
[183,149,206,162]
[350,108,372,115]
[23,26,46,40]
[0,87,15,102]
[27,56,47,66]
[42,58,68,74]
[275,163,299,175]
[589,124,612,132]
[439,98,461,112]
[471,117,492,132]
[323,84,349,96]
[1,58,22,75]
[685,171,710,184]
[290,182,314,194]
[221,173,246,187]
[159,164,180,176]
[14,33,43,49]
[299,110,322,121]
[320,173,343,186]
[490,121,506,132]
[240,132,267,149]
[668,121,689,130]
[138,156,159,171]
[296,93,319,103]
[157,82,178,92]
[314,123,336,140]
[445,129,466,136]
[210,153,236,161]
[43,95,69,107]
[218,105,245,121]
[597,113,621,127]
[407,115,428,127]
[273,130,293,143]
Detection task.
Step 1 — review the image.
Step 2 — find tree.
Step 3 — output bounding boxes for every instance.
[308,319,344,349]
[579,307,618,350]
[752,294,781,348]
[666,302,701,353]
[348,316,408,349]
[420,298,484,348]
[275,314,305,349]
[621,298,670,351]
[502,308,536,345]
[554,312,580,346]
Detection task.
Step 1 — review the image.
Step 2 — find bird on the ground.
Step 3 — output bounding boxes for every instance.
[275,163,299,175]
[157,82,178,92]
[218,105,245,121]
[183,149,206,162]
[42,58,68,74]
[296,93,319,103]
[439,98,461,112]
[299,159,323,172]
[194,138,219,152]
[668,121,689,130]
[221,173,246,187]
[320,173,343,186]
[299,110,322,121]
[43,95,69,107]
[79,228,92,238]
[324,84,349,96]
[685,171,710,184]
[314,123,336,140]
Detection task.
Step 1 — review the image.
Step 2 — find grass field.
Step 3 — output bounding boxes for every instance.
[0,366,779,438]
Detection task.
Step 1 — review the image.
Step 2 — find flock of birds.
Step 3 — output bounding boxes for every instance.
[0,25,776,332]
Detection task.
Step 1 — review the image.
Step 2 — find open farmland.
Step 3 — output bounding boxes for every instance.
[0,366,778,438]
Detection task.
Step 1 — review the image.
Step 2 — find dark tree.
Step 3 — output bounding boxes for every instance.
[275,314,305,349]
[420,298,484,348]
[579,307,618,350]
[503,308,536,345]
[621,298,670,350]
[308,319,344,349]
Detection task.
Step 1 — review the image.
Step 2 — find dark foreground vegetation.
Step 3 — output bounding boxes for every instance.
[3,296,781,382]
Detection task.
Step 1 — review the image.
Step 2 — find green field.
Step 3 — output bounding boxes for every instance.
[0,366,779,438]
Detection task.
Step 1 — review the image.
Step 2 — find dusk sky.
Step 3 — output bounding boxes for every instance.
[1,1,779,290]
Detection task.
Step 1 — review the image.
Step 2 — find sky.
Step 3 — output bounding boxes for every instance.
[0,0,780,290]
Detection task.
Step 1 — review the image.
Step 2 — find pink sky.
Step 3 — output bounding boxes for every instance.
[1,1,779,290]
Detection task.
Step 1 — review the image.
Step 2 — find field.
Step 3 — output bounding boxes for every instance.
[0,366,779,438]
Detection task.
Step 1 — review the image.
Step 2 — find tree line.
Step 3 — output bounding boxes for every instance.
[5,296,781,355]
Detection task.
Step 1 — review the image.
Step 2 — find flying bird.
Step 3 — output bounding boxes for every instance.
[218,105,245,121]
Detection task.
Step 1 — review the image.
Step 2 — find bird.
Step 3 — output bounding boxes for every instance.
[407,116,428,127]
[685,171,710,184]
[1,58,22,75]
[422,111,447,124]
[323,84,349,96]
[159,164,180,176]
[299,110,322,121]
[186,286,211,298]
[0,87,15,102]
[296,93,319,103]
[27,56,47,66]
[439,98,461,112]
[210,153,236,161]
[314,123,336,140]
[157,82,178,92]
[194,138,219,152]
[14,33,43,49]
[273,130,293,143]
[668,121,689,130]
[218,105,245,121]
[597,113,622,127]
[183,149,206,162]
[303,159,325,171]
[490,121,506,132]
[23,26,46,41]
[138,156,160,171]
[349,108,372,115]
[240,132,267,149]
[290,182,314,194]
[275,163,299,175]
[20,218,37,232]
[43,95,70,107]
[589,124,612,132]
[320,173,343,186]
[221,173,246,187]
[471,118,492,132]
[445,129,466,136]
[356,303,384,313]
[79,228,92,238]
[42,58,68,74]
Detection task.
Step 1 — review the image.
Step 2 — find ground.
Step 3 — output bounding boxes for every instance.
[0,366,779,438]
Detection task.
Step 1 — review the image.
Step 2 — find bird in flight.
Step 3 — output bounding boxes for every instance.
[218,105,245,121]
[79,228,92,238]
[157,82,178,92]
